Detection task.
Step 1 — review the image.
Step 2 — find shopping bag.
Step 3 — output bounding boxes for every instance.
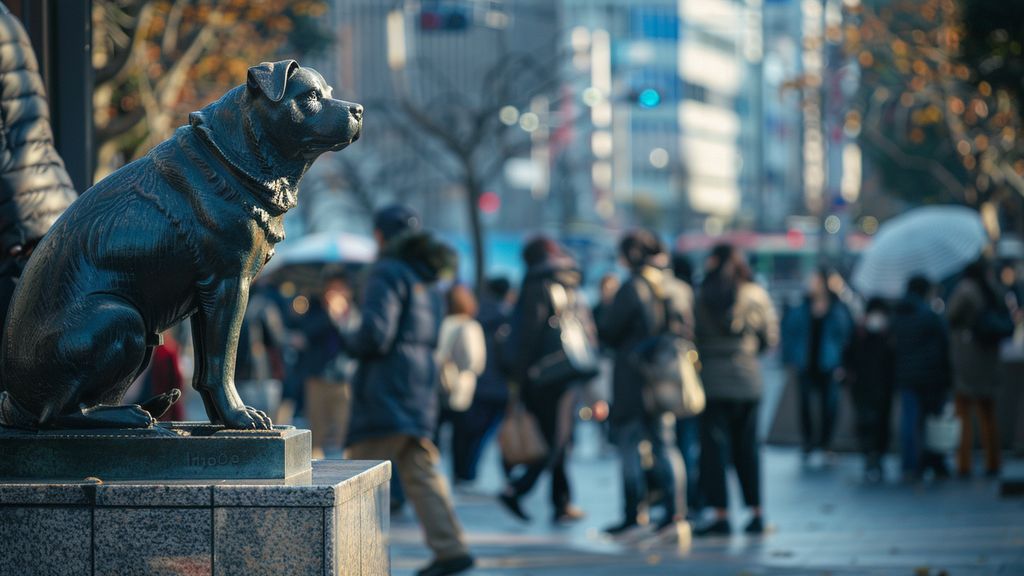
[498,402,548,466]
[925,404,962,453]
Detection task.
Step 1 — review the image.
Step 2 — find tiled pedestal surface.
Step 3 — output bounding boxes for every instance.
[0,459,390,576]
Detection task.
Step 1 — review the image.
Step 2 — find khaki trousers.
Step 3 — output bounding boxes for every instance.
[304,377,351,458]
[346,434,468,561]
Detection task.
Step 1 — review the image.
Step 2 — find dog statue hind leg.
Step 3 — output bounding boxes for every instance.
[3,293,157,429]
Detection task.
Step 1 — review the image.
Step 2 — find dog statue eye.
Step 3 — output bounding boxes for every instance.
[301,94,322,115]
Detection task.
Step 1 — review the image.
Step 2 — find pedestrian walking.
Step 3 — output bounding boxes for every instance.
[498,236,592,524]
[342,205,473,576]
[843,298,896,482]
[299,272,359,459]
[890,276,952,481]
[693,244,778,536]
[436,283,487,483]
[598,230,691,536]
[782,268,853,461]
[947,259,1011,478]
[451,278,514,486]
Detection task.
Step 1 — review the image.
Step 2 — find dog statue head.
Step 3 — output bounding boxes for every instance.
[189,60,362,213]
[244,60,362,157]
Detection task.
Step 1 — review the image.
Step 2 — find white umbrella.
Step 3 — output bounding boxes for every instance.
[852,205,988,299]
[262,231,377,274]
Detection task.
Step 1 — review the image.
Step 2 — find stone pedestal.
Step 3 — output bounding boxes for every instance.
[0,423,311,481]
[0,459,390,576]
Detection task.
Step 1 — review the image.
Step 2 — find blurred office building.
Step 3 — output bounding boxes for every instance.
[562,0,780,237]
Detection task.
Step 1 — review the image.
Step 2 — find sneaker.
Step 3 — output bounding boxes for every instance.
[603,519,641,537]
[553,504,586,524]
[744,515,764,535]
[693,518,731,537]
[416,555,474,576]
[498,492,530,522]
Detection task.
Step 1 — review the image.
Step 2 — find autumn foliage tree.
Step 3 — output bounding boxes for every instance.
[847,0,1024,233]
[92,0,330,181]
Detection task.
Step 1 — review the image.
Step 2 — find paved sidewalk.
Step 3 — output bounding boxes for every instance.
[391,427,1024,576]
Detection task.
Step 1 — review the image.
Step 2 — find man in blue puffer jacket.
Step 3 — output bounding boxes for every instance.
[781,268,853,459]
[343,205,473,576]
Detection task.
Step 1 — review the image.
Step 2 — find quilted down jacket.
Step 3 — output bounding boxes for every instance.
[0,4,76,255]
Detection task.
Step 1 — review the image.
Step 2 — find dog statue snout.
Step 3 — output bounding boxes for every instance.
[349,103,363,121]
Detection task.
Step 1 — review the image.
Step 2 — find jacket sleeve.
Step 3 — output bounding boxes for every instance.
[455,319,487,377]
[0,10,76,252]
[343,263,406,358]
[508,279,551,382]
[677,281,696,340]
[749,284,780,351]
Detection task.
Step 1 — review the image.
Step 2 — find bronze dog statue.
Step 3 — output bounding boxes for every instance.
[0,60,361,430]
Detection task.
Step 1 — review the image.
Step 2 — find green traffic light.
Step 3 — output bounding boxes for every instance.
[638,88,661,108]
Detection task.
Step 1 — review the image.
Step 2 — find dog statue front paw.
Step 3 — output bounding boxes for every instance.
[222,406,274,430]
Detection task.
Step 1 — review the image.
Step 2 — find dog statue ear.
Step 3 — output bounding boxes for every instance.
[247,60,300,102]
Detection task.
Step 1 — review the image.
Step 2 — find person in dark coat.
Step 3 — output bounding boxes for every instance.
[843,298,896,482]
[342,205,473,576]
[781,268,853,458]
[890,275,952,480]
[298,272,358,459]
[450,277,514,485]
[0,6,77,333]
[947,259,1007,477]
[598,230,691,536]
[498,236,589,524]
[694,244,778,536]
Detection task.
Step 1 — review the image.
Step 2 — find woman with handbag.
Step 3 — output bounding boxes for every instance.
[694,243,778,537]
[598,230,692,537]
[498,236,592,524]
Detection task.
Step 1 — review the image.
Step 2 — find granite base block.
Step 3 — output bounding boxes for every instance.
[0,459,390,576]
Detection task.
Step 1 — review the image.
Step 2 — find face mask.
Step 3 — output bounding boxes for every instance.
[865,313,887,333]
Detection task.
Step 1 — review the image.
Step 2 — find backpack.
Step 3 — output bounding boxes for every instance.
[525,282,600,388]
[633,278,705,418]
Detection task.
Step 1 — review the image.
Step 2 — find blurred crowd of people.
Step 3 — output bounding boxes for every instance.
[141,203,1023,576]
[782,257,1020,484]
